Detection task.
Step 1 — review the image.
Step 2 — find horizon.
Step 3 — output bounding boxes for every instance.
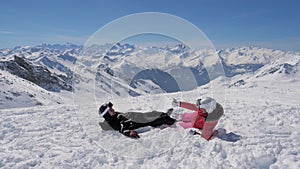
[1,42,299,53]
[0,0,300,52]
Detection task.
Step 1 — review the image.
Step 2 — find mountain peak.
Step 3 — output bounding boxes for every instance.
[37,43,82,50]
[166,43,187,54]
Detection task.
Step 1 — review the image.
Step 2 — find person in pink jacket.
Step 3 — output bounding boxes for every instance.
[172,97,223,140]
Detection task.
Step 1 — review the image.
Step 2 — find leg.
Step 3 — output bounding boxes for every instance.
[126,111,164,123]
[148,115,175,127]
[127,110,172,123]
[122,110,175,129]
[181,112,197,122]
[178,122,193,129]
[201,121,218,140]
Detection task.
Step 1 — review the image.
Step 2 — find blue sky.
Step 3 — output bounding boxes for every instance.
[0,0,299,51]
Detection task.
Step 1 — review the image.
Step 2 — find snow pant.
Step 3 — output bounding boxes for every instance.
[178,112,219,140]
[201,121,219,140]
[178,112,197,129]
[118,111,175,131]
[99,111,175,132]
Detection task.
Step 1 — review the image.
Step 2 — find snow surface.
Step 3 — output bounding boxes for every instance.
[1,79,299,168]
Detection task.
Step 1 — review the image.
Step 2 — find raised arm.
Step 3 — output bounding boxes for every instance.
[179,101,198,111]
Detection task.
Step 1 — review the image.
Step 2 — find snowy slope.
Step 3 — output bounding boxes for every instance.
[0,70,65,109]
[1,80,299,168]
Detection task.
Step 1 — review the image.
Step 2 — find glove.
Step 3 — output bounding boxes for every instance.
[124,130,140,139]
[188,129,196,135]
[130,131,140,138]
[172,98,180,107]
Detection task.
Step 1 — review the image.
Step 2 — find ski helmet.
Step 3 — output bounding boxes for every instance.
[99,102,113,117]
[196,97,216,114]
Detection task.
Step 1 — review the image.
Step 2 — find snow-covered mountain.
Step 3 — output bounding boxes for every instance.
[0,55,72,92]
[218,47,298,77]
[0,44,81,108]
[0,70,65,109]
[0,43,299,108]
[228,53,300,88]
[0,43,81,76]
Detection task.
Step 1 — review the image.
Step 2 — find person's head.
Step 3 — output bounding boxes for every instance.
[196,97,216,114]
[99,102,116,117]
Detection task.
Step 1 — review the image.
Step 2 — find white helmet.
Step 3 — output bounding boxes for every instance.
[196,97,217,114]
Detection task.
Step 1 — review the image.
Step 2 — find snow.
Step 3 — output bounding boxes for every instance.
[218,47,294,65]
[1,78,299,168]
[0,70,64,109]
[1,44,300,168]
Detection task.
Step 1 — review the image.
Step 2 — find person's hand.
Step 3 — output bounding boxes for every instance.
[188,129,202,135]
[172,98,180,107]
[129,131,140,139]
[188,129,196,135]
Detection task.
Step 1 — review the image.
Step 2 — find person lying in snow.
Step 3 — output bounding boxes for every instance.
[172,97,223,141]
[98,102,176,139]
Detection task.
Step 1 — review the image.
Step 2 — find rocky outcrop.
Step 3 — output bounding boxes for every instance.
[0,56,72,92]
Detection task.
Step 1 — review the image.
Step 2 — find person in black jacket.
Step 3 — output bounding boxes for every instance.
[98,102,175,138]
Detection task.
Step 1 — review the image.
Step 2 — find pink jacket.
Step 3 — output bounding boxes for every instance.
[179,101,223,140]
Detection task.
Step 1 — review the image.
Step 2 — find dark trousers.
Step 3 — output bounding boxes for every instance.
[100,111,175,131]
